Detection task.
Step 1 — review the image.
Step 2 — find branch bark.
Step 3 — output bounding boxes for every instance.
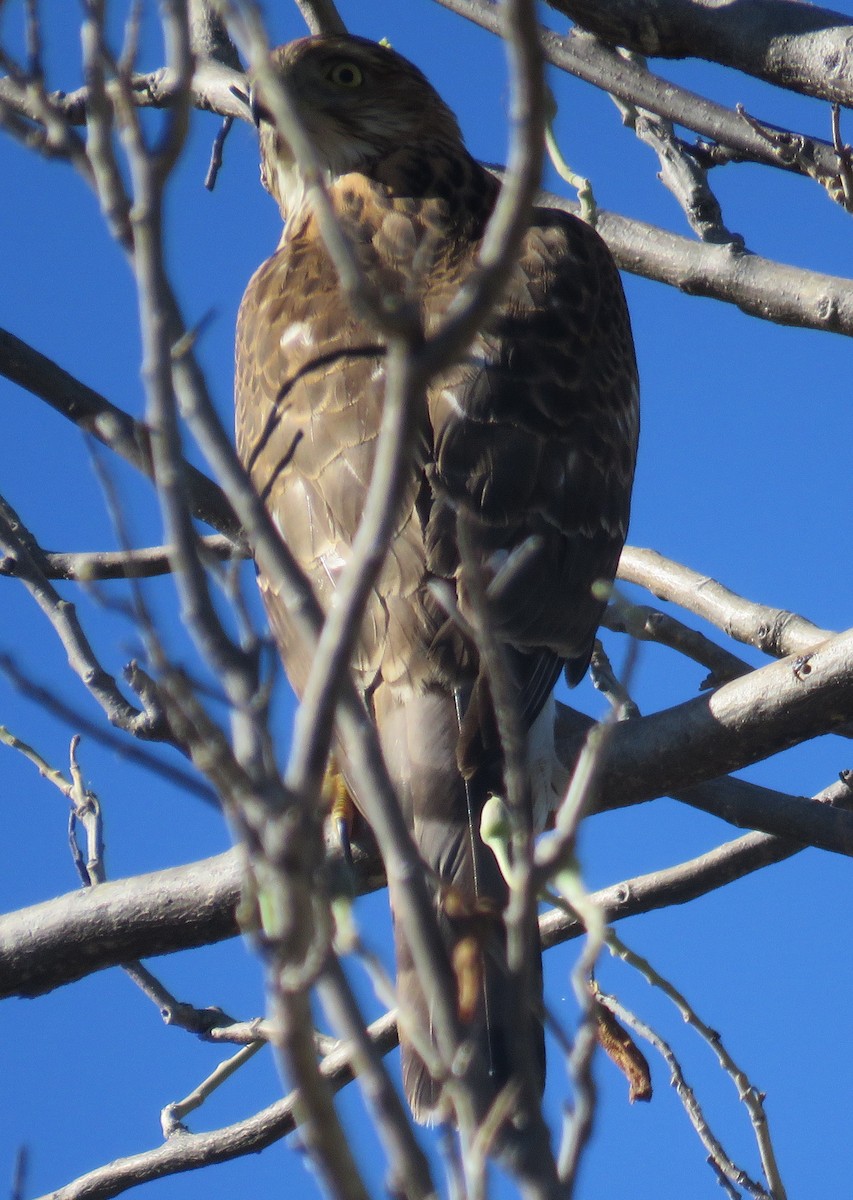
[555,627,853,841]
[546,0,853,108]
[618,546,834,658]
[537,188,853,337]
[0,851,242,999]
[6,766,853,1005]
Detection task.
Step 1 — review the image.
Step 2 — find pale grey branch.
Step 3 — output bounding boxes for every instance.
[547,0,853,109]
[618,546,834,658]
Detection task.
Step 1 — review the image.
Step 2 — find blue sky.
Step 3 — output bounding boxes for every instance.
[1,2,852,1198]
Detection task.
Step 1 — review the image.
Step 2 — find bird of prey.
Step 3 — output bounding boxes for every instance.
[235,34,639,1125]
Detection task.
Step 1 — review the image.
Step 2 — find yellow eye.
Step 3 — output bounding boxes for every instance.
[327,61,363,88]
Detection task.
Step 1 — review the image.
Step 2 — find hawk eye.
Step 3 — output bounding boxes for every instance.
[327,61,363,88]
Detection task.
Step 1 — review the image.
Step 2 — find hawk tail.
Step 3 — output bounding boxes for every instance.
[374,685,545,1125]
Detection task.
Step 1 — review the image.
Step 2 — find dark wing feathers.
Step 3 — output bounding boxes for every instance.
[429,208,638,687]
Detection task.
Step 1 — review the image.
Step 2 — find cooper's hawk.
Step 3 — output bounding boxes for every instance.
[235,35,639,1125]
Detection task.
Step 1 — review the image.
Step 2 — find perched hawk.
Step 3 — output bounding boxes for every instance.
[235,35,638,1124]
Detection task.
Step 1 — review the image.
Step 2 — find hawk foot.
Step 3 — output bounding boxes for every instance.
[322,761,356,869]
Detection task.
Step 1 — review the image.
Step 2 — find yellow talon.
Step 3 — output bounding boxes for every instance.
[323,759,356,865]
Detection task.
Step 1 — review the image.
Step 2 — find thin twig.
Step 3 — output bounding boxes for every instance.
[161,1040,266,1137]
[39,534,244,580]
[548,643,638,1190]
[588,640,641,719]
[316,957,435,1200]
[11,1147,28,1200]
[595,987,770,1199]
[0,652,219,805]
[204,113,233,189]
[67,735,105,886]
[0,492,154,736]
[32,1011,399,1200]
[602,595,752,689]
[609,50,743,245]
[605,932,787,1199]
[0,724,72,795]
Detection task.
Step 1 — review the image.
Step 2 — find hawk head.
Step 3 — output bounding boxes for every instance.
[250,36,465,218]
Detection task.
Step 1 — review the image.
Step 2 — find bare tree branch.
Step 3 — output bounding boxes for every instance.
[0,850,242,999]
[18,798,840,1200]
[618,546,834,657]
[593,985,773,1199]
[36,535,244,580]
[316,958,434,1200]
[0,327,241,539]
[2,4,851,1195]
[8,769,851,1006]
[555,625,853,831]
[537,187,853,336]
[602,595,752,687]
[607,55,744,244]
[294,0,347,36]
[0,493,157,736]
[0,653,220,803]
[604,932,787,1199]
[6,57,853,343]
[437,0,847,187]
[546,0,853,110]
[34,1011,399,1200]
[188,0,242,70]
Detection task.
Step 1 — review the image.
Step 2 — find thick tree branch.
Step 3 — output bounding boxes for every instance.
[3,8,847,188]
[672,772,853,851]
[6,59,853,345]
[0,851,242,999]
[0,835,382,1001]
[555,626,853,839]
[553,703,853,853]
[7,768,852,1004]
[188,0,242,71]
[539,798,848,947]
[536,186,853,336]
[0,59,248,127]
[294,0,347,36]
[547,0,853,109]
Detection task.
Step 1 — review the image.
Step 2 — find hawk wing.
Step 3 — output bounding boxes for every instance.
[428,206,638,686]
